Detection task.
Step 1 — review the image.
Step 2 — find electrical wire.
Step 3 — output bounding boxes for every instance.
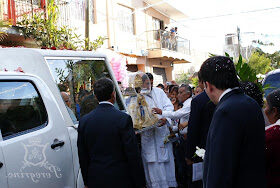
[182,6,280,21]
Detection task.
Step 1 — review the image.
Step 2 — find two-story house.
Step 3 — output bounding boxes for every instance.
[1,0,191,85]
[87,0,192,85]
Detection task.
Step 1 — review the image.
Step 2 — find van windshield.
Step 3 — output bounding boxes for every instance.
[263,72,280,97]
[46,58,125,122]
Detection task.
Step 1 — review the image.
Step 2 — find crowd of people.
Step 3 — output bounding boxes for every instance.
[60,88,99,125]
[76,56,280,188]
[154,72,214,188]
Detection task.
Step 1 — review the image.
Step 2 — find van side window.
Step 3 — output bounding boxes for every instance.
[0,81,48,140]
[46,59,125,121]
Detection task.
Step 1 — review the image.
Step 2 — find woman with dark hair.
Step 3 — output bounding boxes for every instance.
[240,81,264,108]
[167,84,176,99]
[157,83,164,90]
[264,89,280,188]
[169,86,179,111]
[240,81,270,126]
[194,86,203,97]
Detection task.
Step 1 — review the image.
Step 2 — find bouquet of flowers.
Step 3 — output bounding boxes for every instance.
[192,146,205,182]
[194,146,205,160]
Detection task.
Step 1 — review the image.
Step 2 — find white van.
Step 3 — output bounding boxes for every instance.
[0,48,125,188]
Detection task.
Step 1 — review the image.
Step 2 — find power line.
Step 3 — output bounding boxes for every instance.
[182,6,280,21]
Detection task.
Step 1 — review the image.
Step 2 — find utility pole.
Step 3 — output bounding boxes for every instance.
[85,0,90,49]
[237,26,241,57]
[106,0,111,49]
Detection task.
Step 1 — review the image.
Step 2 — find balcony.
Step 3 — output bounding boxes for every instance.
[146,30,191,64]
[113,32,148,57]
[0,0,89,27]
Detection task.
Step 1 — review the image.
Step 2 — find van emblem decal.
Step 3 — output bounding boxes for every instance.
[7,138,63,183]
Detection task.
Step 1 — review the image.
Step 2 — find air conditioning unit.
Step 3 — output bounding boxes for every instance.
[226,37,233,45]
[225,34,237,45]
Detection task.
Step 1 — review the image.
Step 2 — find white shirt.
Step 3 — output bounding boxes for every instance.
[218,87,239,102]
[162,97,192,122]
[151,87,174,113]
[265,119,280,130]
[99,101,114,106]
[218,88,233,102]
[162,97,192,134]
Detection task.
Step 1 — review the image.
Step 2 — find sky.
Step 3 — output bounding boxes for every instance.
[169,0,280,54]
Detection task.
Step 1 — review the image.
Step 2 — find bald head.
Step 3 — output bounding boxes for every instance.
[61,92,71,107]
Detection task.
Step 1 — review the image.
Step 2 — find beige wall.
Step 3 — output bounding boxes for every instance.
[145,7,170,31]
[173,49,209,78]
[110,0,147,51]
[89,0,175,82]
[148,59,172,68]
[138,64,146,72]
[165,67,173,81]
[90,0,171,51]
[146,59,173,81]
[86,0,109,48]
[136,56,146,65]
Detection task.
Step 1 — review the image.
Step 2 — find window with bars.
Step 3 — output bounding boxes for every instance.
[57,0,95,24]
[116,4,134,35]
[16,0,41,6]
[2,0,45,25]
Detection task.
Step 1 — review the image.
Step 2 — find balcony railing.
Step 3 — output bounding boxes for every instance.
[1,0,45,25]
[0,0,91,28]
[146,30,191,55]
[57,0,95,29]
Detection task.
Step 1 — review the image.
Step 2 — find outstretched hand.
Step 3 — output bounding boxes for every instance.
[152,108,162,115]
[178,122,188,130]
[158,118,167,127]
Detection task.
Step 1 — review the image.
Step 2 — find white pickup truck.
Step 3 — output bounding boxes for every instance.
[0,48,126,188]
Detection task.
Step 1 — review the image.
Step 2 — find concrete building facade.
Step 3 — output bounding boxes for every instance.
[1,0,192,85]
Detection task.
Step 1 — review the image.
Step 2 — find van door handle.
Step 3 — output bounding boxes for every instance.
[51,139,65,149]
[0,162,3,168]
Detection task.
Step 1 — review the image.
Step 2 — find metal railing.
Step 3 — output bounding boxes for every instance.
[57,0,95,29]
[57,0,93,29]
[1,0,45,25]
[146,29,191,55]
[0,0,93,28]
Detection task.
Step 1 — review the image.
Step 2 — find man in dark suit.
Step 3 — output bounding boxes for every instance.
[200,56,266,188]
[185,72,216,188]
[77,78,146,188]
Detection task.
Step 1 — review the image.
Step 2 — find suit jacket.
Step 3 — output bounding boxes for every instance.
[77,103,146,188]
[203,89,266,188]
[186,91,216,160]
